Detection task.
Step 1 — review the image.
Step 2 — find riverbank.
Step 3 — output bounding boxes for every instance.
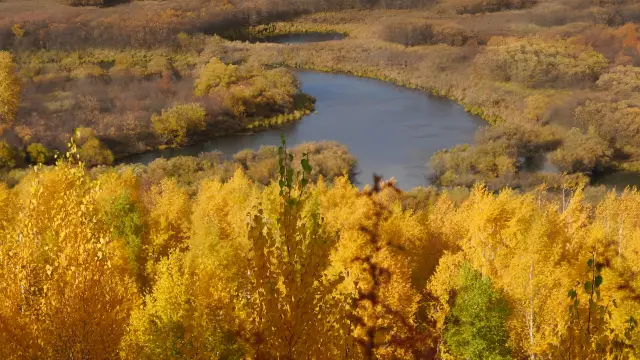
[4,3,640,190]
[224,9,640,189]
[0,44,318,170]
[119,70,483,189]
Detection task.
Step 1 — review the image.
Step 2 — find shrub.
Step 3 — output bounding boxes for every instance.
[0,141,24,170]
[596,65,640,94]
[430,142,518,188]
[194,58,299,119]
[549,128,613,174]
[380,21,473,47]
[143,153,236,195]
[194,58,240,96]
[233,142,356,185]
[74,127,98,147]
[145,55,171,77]
[476,121,561,158]
[151,103,207,146]
[381,22,435,47]
[430,121,561,188]
[572,100,640,152]
[26,143,52,164]
[79,137,115,166]
[474,37,608,88]
[233,146,280,184]
[57,0,111,7]
[70,64,106,80]
[223,68,298,118]
[574,23,640,66]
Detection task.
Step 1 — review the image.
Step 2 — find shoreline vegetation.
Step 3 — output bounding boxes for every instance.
[0,43,318,168]
[2,0,640,190]
[231,18,636,189]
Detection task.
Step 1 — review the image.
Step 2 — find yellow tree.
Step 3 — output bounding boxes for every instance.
[559,189,640,359]
[0,161,139,359]
[233,144,350,358]
[318,177,423,359]
[453,186,576,358]
[121,252,243,360]
[121,171,257,359]
[142,177,191,281]
[123,152,353,359]
[0,51,20,129]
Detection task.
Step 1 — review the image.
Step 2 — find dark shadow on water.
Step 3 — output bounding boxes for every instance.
[265,32,346,44]
[225,32,346,44]
[593,171,640,191]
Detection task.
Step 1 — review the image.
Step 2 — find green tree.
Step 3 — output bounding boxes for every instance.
[444,263,513,360]
[26,143,52,164]
[0,141,24,170]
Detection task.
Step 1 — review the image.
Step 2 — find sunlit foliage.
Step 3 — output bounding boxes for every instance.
[4,1,640,357]
[195,58,300,119]
[1,149,640,358]
[194,58,240,97]
[151,103,207,147]
[475,36,608,88]
[0,51,20,128]
[0,159,139,359]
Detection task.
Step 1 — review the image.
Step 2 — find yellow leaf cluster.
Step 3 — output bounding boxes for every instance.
[1,158,640,359]
[0,51,21,128]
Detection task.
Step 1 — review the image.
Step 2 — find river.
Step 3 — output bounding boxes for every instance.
[123,70,484,189]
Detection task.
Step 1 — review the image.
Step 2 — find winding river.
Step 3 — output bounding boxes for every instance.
[118,34,640,190]
[124,70,484,189]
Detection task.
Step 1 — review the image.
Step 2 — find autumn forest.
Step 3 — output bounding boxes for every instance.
[2,0,640,358]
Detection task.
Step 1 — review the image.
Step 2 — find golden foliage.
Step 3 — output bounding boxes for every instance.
[151,103,207,147]
[0,162,139,359]
[1,148,640,358]
[194,58,240,96]
[0,51,21,128]
[142,178,191,280]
